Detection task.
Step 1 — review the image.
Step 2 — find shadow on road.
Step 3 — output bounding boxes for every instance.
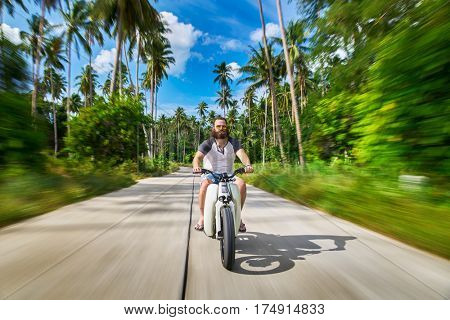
[233,232,356,275]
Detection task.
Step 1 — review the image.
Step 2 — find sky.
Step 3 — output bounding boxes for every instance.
[1,0,300,117]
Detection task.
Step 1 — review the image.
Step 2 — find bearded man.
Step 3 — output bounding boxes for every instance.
[192,117,254,231]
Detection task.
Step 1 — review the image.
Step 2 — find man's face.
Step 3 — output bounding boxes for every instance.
[212,120,228,139]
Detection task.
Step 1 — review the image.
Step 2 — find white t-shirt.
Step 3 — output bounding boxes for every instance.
[198,137,242,174]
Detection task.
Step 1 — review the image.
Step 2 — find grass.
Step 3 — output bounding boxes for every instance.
[0,157,179,228]
[242,163,450,259]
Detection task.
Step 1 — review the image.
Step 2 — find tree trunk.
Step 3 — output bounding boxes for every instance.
[141,124,151,157]
[276,0,304,166]
[300,80,304,114]
[160,127,164,158]
[149,71,155,158]
[248,102,251,127]
[135,32,140,97]
[183,138,186,162]
[66,41,72,137]
[262,94,268,166]
[150,70,155,116]
[110,20,122,95]
[88,32,93,106]
[118,49,122,96]
[177,121,180,162]
[51,75,58,156]
[150,122,154,158]
[257,0,285,162]
[222,87,225,117]
[123,41,134,88]
[32,0,46,116]
[155,86,158,119]
[270,93,276,145]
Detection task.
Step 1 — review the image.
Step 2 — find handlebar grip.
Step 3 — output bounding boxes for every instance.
[193,169,213,174]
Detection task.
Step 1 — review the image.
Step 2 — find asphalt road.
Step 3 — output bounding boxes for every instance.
[1,167,449,299]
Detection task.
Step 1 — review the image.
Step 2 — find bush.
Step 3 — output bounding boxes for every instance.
[65,96,146,163]
[0,93,47,169]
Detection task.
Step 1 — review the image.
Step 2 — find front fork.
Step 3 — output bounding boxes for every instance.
[215,182,235,239]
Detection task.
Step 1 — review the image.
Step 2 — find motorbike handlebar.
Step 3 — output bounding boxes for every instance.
[193,167,247,178]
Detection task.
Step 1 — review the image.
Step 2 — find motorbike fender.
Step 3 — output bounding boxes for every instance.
[230,183,241,234]
[204,184,218,237]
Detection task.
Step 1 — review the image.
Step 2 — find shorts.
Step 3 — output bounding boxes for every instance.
[201,172,221,184]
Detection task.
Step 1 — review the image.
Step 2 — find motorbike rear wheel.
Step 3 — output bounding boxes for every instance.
[220,206,235,270]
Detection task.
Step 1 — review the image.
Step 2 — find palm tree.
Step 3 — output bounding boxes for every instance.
[43,36,66,155]
[102,74,111,97]
[207,110,217,126]
[215,87,232,116]
[256,0,285,162]
[276,0,304,166]
[174,107,186,162]
[61,0,90,136]
[62,93,83,114]
[213,61,233,116]
[76,65,98,107]
[31,0,60,116]
[239,44,280,148]
[152,41,174,118]
[227,100,238,130]
[93,0,161,96]
[43,68,66,155]
[276,82,292,124]
[85,0,103,106]
[21,15,49,92]
[142,35,174,157]
[242,88,256,127]
[196,101,208,143]
[142,34,173,119]
[275,20,311,114]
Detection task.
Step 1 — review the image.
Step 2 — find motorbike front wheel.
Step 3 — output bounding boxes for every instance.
[220,206,235,270]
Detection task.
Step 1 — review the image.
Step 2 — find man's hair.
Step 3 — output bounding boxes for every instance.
[212,117,227,126]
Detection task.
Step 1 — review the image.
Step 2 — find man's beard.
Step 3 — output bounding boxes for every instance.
[211,129,229,139]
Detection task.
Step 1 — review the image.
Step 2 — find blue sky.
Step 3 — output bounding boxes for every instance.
[1,0,299,117]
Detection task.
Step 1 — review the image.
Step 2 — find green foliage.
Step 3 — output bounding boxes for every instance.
[296,0,450,175]
[0,37,29,92]
[0,93,47,168]
[354,0,450,174]
[65,96,145,163]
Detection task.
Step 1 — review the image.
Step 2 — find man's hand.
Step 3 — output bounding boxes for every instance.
[193,167,202,174]
[244,165,254,173]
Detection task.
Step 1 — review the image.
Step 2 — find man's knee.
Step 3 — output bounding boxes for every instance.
[235,178,246,190]
[199,180,212,193]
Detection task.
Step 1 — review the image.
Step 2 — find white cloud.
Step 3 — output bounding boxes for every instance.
[227,62,242,80]
[93,48,116,74]
[221,39,245,51]
[191,51,204,61]
[202,33,245,52]
[161,11,202,77]
[250,22,280,42]
[191,51,213,63]
[1,23,21,45]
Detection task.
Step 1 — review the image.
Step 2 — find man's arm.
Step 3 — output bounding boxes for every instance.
[192,151,205,173]
[236,149,254,173]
